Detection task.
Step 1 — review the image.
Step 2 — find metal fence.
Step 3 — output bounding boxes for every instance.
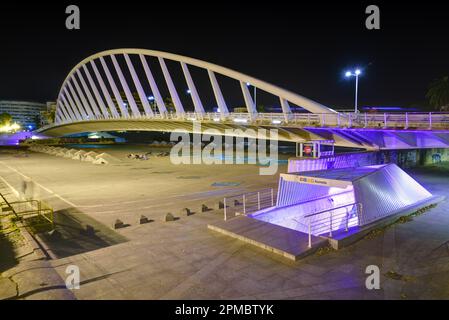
[223,188,276,221]
[1,197,54,228]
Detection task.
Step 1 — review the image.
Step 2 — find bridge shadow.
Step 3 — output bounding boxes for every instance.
[38,207,128,259]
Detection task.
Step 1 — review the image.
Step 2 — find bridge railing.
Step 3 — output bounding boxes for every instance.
[46,111,449,132]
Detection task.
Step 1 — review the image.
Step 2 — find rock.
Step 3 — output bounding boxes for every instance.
[164,213,175,222]
[181,208,192,216]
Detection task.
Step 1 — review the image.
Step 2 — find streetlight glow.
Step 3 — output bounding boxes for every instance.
[344,68,363,113]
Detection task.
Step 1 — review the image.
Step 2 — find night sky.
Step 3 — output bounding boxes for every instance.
[0,1,448,111]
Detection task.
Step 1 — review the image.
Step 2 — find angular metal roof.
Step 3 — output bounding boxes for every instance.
[283,164,387,182]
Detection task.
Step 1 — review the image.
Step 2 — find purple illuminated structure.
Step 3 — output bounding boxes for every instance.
[251,164,433,236]
[288,152,379,173]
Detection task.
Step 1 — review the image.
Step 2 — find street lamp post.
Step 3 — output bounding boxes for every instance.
[345,69,362,113]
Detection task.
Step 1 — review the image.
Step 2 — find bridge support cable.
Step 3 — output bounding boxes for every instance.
[54,107,66,123]
[181,62,205,115]
[158,57,185,117]
[111,54,141,118]
[139,54,167,115]
[75,69,103,118]
[280,98,292,122]
[123,54,154,117]
[60,93,79,121]
[240,81,258,119]
[99,57,129,118]
[56,99,71,122]
[70,75,95,119]
[208,70,229,118]
[90,60,119,118]
[82,64,110,118]
[66,81,89,119]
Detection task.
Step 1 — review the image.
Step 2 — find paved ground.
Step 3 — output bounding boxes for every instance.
[1,146,449,299]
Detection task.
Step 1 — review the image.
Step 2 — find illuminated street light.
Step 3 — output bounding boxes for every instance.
[345,69,362,113]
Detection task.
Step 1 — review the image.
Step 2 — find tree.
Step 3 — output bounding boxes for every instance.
[164,97,176,113]
[0,113,12,126]
[426,76,449,111]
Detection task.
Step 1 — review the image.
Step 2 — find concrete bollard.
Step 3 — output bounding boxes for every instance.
[164,213,175,222]
[139,215,151,224]
[218,201,228,209]
[113,219,125,229]
[181,208,192,216]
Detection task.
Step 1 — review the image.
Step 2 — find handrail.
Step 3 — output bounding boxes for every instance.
[306,202,362,248]
[304,202,358,218]
[44,111,449,133]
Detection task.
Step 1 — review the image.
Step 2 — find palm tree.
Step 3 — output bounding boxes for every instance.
[0,112,12,126]
[426,76,449,111]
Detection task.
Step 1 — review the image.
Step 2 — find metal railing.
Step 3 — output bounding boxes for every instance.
[304,202,363,248]
[223,188,276,221]
[45,111,449,132]
[1,197,54,228]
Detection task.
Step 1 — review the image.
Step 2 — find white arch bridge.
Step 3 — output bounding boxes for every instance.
[39,49,449,150]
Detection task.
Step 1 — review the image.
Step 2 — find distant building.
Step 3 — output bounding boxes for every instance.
[0,100,47,129]
[39,102,57,127]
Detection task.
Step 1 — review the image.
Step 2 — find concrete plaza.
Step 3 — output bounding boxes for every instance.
[1,146,449,299]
